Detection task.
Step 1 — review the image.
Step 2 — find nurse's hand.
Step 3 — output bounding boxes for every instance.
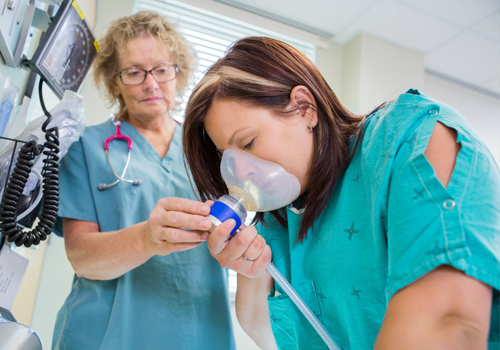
[143,197,213,256]
[207,219,272,278]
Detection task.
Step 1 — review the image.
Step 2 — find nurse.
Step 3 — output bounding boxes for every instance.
[52,12,235,350]
[183,37,500,349]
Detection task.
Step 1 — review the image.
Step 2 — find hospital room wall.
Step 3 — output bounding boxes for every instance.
[80,22,499,167]
[79,0,136,125]
[29,6,499,350]
[423,75,500,164]
[332,33,499,164]
[81,29,500,163]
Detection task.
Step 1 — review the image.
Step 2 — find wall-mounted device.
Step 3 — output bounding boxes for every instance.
[0,0,36,67]
[24,0,98,98]
[0,0,96,248]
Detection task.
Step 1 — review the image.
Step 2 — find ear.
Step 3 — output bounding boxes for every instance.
[290,85,318,128]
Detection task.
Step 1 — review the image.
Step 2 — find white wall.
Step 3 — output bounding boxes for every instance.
[341,33,424,114]
[319,33,499,164]
[423,75,500,164]
[315,42,343,100]
[79,0,136,126]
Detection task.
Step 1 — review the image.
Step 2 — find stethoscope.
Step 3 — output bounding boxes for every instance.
[98,119,141,191]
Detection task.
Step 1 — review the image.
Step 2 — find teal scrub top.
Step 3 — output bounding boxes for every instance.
[52,120,236,350]
[258,90,500,350]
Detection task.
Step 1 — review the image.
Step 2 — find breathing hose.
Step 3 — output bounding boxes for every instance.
[266,263,341,350]
[0,79,60,247]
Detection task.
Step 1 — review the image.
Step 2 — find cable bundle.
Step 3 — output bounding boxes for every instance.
[0,79,60,247]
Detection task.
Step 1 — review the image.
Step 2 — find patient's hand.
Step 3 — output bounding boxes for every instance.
[207,219,271,278]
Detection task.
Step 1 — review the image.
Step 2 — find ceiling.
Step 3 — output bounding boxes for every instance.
[218,0,500,98]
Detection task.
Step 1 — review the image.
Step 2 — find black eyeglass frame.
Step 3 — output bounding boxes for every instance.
[117,65,179,85]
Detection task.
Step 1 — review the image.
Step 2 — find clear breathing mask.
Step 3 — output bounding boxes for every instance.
[207,149,301,236]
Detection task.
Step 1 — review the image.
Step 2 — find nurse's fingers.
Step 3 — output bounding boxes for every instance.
[163,210,213,231]
[163,227,209,244]
[157,197,211,216]
[150,203,212,231]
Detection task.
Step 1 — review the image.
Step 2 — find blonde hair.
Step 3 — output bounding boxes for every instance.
[93,11,196,117]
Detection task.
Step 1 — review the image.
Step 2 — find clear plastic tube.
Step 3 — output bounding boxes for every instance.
[266,262,341,350]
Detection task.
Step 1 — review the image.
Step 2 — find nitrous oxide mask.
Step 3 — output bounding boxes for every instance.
[207,149,301,236]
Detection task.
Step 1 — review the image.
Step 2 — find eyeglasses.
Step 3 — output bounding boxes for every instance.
[117,65,179,85]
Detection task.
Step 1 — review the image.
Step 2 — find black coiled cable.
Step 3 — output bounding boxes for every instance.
[0,78,60,247]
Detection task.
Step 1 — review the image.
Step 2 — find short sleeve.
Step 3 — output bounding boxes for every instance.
[54,137,98,236]
[386,108,500,300]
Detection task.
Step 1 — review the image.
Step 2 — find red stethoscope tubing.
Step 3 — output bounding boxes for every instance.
[104,122,132,150]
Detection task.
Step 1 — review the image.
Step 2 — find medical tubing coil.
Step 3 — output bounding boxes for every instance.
[0,79,60,247]
[266,262,341,350]
[0,125,59,247]
[0,141,43,246]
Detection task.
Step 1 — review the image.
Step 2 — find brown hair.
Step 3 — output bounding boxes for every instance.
[183,37,361,242]
[93,11,196,118]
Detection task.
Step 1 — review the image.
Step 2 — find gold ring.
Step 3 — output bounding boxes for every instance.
[241,254,254,263]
